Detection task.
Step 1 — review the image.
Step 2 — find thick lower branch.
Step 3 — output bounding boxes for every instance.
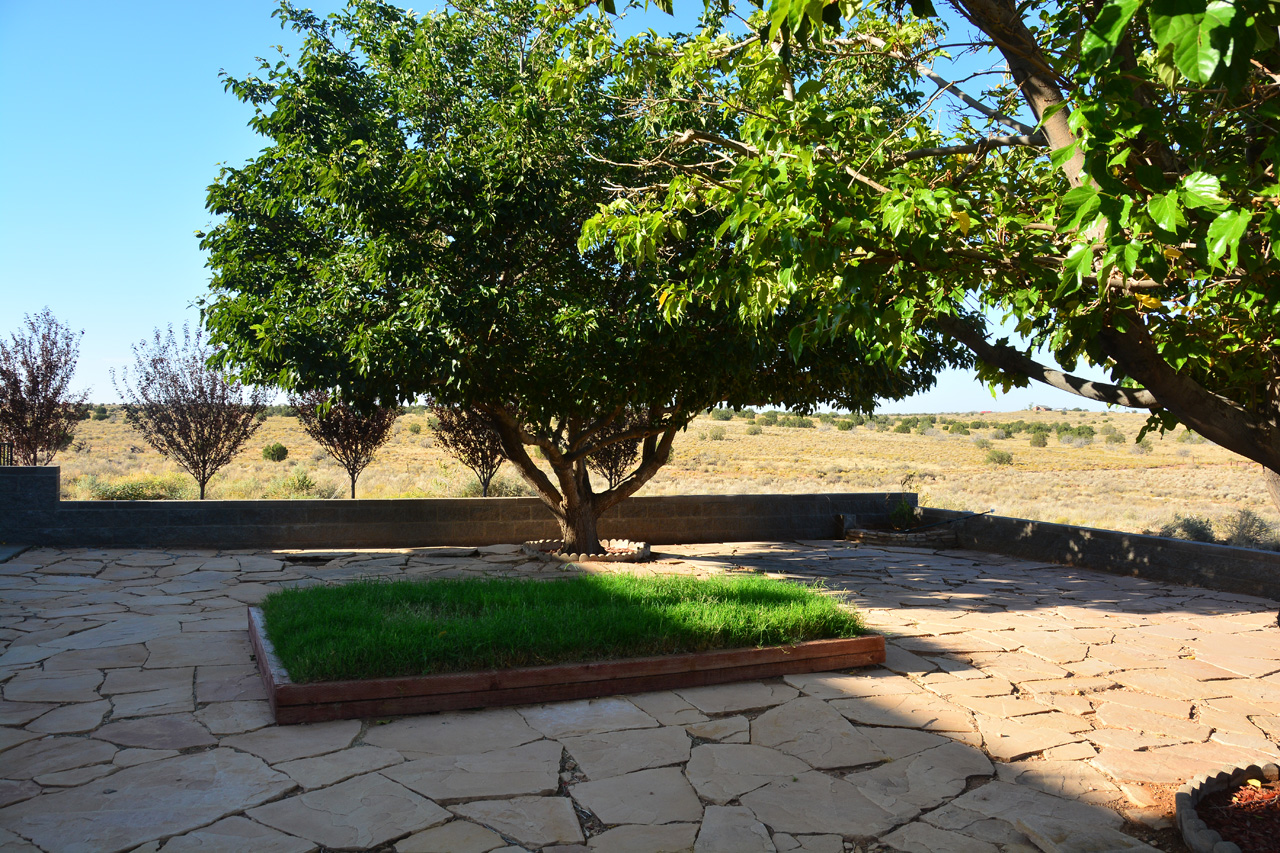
[935,315,1160,407]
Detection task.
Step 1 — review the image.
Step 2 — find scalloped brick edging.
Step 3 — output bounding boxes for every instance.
[844,528,959,548]
[522,538,652,563]
[1175,761,1280,853]
[247,607,885,724]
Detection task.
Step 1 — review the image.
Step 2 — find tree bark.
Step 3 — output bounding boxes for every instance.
[1267,467,1280,515]
[557,499,602,556]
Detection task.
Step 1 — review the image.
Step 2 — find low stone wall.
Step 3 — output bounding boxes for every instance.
[0,466,910,549]
[919,507,1280,602]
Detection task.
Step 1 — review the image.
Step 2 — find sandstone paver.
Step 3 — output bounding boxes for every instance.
[520,697,657,739]
[383,739,562,803]
[25,699,110,734]
[4,540,1277,853]
[562,726,691,780]
[0,748,292,853]
[221,718,360,764]
[453,796,585,847]
[586,823,699,852]
[248,772,449,850]
[396,818,508,852]
[694,805,774,852]
[572,767,703,826]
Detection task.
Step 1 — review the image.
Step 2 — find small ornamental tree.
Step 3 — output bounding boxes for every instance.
[0,308,90,466]
[291,390,400,498]
[430,405,507,497]
[113,325,268,499]
[586,409,643,490]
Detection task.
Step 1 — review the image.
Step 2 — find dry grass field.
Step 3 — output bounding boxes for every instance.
[54,407,1278,540]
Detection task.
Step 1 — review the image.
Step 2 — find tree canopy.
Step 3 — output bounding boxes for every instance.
[200,0,955,550]
[567,0,1280,508]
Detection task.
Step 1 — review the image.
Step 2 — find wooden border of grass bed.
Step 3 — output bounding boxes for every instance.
[247,607,885,724]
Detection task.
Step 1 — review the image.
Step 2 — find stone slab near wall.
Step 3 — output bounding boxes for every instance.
[0,467,910,549]
[919,507,1280,602]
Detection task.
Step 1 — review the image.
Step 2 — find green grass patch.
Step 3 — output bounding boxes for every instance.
[261,573,865,683]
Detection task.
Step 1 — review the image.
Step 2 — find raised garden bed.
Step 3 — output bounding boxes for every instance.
[249,611,883,723]
[1177,762,1280,852]
[247,573,884,723]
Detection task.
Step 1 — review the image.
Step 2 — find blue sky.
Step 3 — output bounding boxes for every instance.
[0,0,1112,413]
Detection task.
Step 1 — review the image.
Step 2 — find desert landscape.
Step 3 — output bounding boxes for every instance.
[53,406,1278,543]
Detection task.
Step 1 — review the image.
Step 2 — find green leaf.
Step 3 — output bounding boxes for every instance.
[1081,0,1142,70]
[908,0,938,17]
[1180,171,1223,208]
[1061,243,1093,288]
[1149,0,1236,83]
[1146,190,1186,232]
[1206,208,1251,269]
[1057,184,1101,232]
[1049,142,1079,171]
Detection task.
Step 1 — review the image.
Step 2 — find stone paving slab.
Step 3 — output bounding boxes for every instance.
[1,540,1278,851]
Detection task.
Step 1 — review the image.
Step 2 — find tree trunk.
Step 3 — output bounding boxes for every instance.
[1267,467,1280,515]
[350,474,357,499]
[557,499,602,556]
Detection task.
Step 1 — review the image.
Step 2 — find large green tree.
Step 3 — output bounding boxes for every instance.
[571,0,1280,509]
[200,0,954,552]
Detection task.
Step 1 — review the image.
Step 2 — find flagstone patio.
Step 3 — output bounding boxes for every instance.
[1,540,1277,852]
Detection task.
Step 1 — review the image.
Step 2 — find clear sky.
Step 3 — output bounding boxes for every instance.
[0,0,1114,413]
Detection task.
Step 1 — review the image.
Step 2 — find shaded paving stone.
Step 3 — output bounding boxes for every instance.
[996,760,1121,804]
[3,669,104,703]
[572,767,702,825]
[562,726,691,780]
[752,697,947,769]
[452,796,585,847]
[100,666,193,695]
[674,683,797,715]
[364,708,541,757]
[26,699,110,734]
[41,644,150,671]
[113,748,180,767]
[222,718,360,764]
[96,714,216,750]
[0,703,57,727]
[0,748,293,853]
[249,773,448,850]
[145,632,249,667]
[974,715,1083,762]
[396,818,508,853]
[194,700,275,735]
[627,691,708,726]
[694,805,773,853]
[738,771,896,837]
[520,698,657,739]
[274,745,402,791]
[41,615,184,650]
[586,823,699,852]
[110,685,194,717]
[880,821,1000,853]
[193,664,268,703]
[845,741,993,819]
[383,740,561,803]
[34,762,116,787]
[0,727,42,754]
[686,744,809,805]
[1015,814,1158,852]
[161,817,317,852]
[830,691,974,732]
[1,736,117,779]
[685,715,748,743]
[0,826,42,853]
[772,833,842,853]
[0,780,40,809]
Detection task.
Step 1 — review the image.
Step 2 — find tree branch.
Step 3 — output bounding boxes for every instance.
[895,133,1043,162]
[934,314,1160,407]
